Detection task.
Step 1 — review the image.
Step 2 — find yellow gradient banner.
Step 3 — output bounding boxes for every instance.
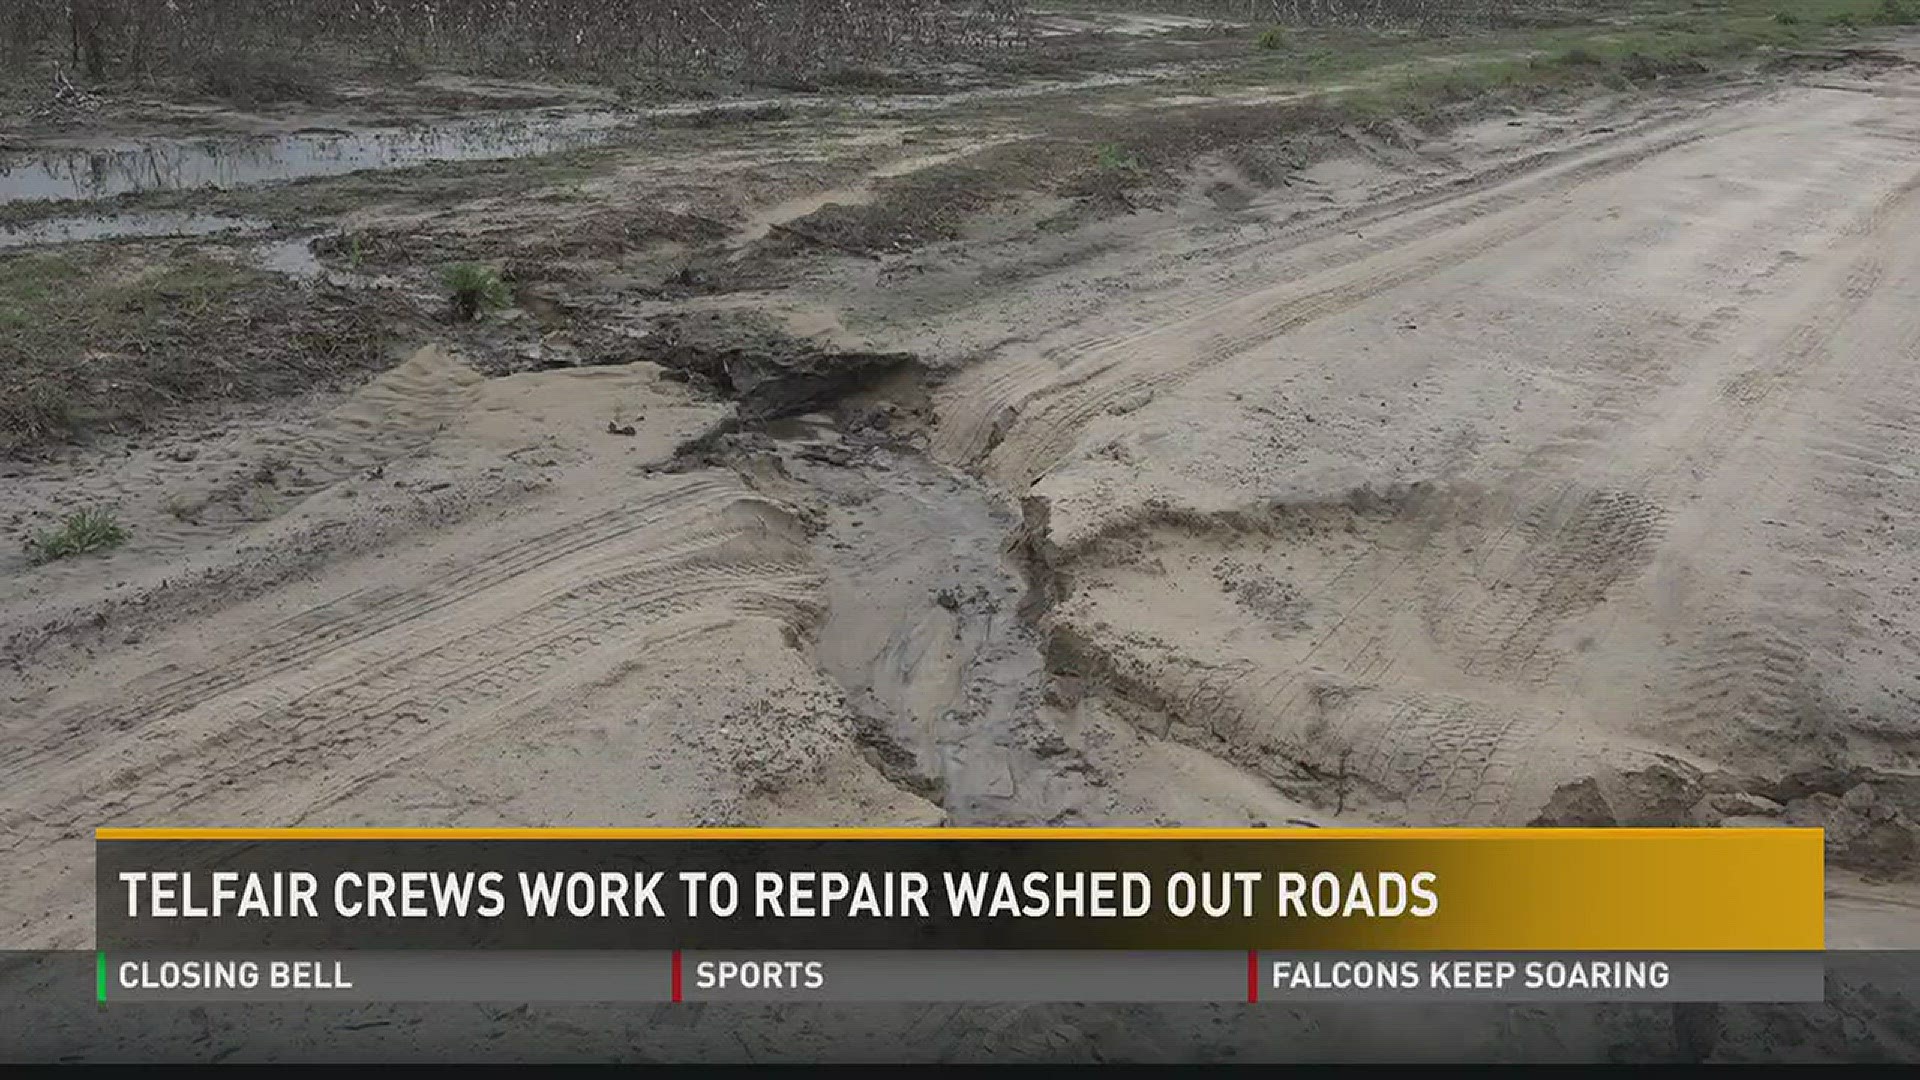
[96,827,1825,951]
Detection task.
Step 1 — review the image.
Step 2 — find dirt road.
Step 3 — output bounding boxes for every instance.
[5,51,1920,957]
[938,69,1920,832]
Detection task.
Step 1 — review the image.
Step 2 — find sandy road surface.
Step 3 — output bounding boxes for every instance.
[4,55,1920,961]
[0,350,935,948]
[934,68,1920,847]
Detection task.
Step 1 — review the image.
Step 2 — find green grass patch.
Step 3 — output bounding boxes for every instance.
[1096,143,1144,172]
[442,262,512,321]
[1205,0,1911,103]
[958,0,1917,237]
[25,507,129,564]
[1876,0,1920,25]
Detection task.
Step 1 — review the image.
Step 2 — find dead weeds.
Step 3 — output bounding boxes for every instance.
[0,248,396,456]
[317,204,740,275]
[761,99,1369,254]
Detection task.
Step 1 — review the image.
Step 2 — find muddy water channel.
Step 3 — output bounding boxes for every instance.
[786,443,1094,825]
[0,210,268,249]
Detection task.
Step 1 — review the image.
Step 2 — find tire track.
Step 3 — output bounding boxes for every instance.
[1026,85,1920,824]
[0,478,743,783]
[1648,173,1920,760]
[1431,161,1920,682]
[0,483,817,848]
[937,122,1721,478]
[1453,489,1667,682]
[1345,695,1554,825]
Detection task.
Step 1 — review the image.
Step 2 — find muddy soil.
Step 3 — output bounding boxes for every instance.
[3,12,1920,1063]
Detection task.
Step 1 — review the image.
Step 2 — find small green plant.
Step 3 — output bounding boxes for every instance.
[1559,45,1602,67]
[1255,26,1287,51]
[1773,9,1801,24]
[442,263,511,322]
[1879,0,1919,25]
[26,507,128,564]
[1096,143,1142,173]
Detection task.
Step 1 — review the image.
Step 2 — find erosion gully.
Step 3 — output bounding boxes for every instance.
[754,421,1097,826]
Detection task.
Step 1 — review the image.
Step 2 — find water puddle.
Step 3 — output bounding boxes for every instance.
[0,110,635,205]
[0,210,267,249]
[252,235,324,280]
[0,213,333,284]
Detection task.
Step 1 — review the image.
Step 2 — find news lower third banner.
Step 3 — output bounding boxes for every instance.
[94,828,1826,1004]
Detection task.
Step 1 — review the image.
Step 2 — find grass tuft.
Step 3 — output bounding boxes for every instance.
[442,263,512,322]
[1096,143,1142,172]
[26,507,128,564]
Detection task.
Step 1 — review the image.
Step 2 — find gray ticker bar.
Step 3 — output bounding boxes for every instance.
[1256,951,1822,1003]
[682,950,1237,1002]
[102,951,1824,1003]
[108,951,674,1003]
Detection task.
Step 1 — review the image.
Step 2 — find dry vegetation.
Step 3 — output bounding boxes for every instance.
[1,0,1908,454]
[2,0,1032,94]
[0,250,394,456]
[1083,0,1595,26]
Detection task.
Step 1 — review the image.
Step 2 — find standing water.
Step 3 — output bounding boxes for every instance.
[0,110,636,205]
[0,211,269,249]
